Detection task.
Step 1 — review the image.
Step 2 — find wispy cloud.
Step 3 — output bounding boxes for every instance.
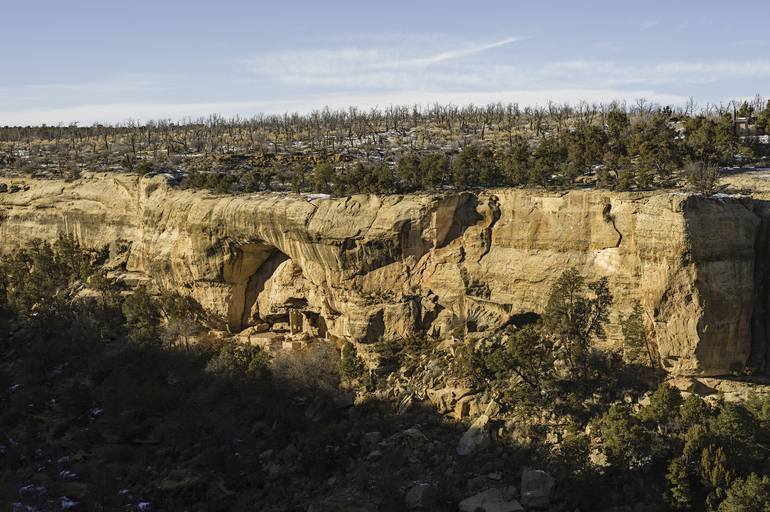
[408,36,521,65]
[243,36,770,93]
[533,60,770,87]
[243,35,523,89]
[3,33,770,125]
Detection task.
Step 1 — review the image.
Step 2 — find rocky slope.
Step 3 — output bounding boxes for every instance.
[0,173,761,376]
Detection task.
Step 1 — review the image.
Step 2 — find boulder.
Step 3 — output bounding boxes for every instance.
[428,385,473,414]
[362,431,382,444]
[458,488,523,512]
[457,414,491,456]
[253,322,270,333]
[454,394,499,420]
[427,388,455,414]
[667,376,715,395]
[520,469,555,509]
[405,483,439,510]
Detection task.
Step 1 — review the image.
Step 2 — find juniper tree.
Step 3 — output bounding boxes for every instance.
[621,301,656,366]
[542,268,612,380]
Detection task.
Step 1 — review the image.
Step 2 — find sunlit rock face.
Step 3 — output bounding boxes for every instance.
[0,173,760,376]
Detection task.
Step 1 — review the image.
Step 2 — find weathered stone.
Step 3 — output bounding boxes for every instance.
[667,376,716,395]
[0,173,761,376]
[520,469,555,509]
[271,322,291,333]
[589,448,609,468]
[405,483,439,510]
[427,388,455,414]
[458,488,523,512]
[245,332,283,350]
[454,394,498,420]
[454,395,474,419]
[427,385,473,414]
[253,322,270,333]
[284,339,310,351]
[361,431,382,444]
[457,414,491,456]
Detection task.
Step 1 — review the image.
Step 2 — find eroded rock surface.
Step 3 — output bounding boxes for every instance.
[0,173,761,375]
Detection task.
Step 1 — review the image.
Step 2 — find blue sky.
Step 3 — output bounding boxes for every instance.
[2,0,769,125]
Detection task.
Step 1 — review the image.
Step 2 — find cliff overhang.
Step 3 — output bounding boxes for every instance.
[0,173,762,377]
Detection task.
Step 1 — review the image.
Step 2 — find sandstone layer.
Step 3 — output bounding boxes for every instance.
[0,173,761,376]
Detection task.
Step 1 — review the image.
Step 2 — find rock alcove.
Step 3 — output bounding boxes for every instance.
[223,242,327,338]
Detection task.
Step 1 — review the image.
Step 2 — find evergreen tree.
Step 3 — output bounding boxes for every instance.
[677,394,712,432]
[719,474,770,512]
[530,136,567,186]
[397,152,422,192]
[505,325,555,393]
[621,301,655,366]
[451,144,482,188]
[290,161,308,192]
[666,457,694,510]
[313,162,335,194]
[639,383,683,430]
[542,269,612,379]
[501,136,531,185]
[122,285,160,345]
[756,100,770,134]
[629,112,681,186]
[339,341,365,383]
[420,153,450,189]
[601,108,635,188]
[596,404,650,469]
[701,445,735,511]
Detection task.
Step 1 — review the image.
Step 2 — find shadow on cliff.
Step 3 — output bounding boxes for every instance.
[750,198,770,372]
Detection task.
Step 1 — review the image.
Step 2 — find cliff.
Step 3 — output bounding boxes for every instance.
[0,173,761,376]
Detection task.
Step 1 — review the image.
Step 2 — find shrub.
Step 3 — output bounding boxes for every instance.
[505,325,555,394]
[639,383,682,428]
[206,341,272,387]
[0,235,102,319]
[719,473,770,512]
[542,268,612,380]
[453,343,487,384]
[273,343,339,393]
[686,161,721,195]
[621,301,655,366]
[338,341,365,383]
[121,285,160,345]
[595,404,650,469]
[677,394,711,431]
[135,160,156,176]
[665,457,694,510]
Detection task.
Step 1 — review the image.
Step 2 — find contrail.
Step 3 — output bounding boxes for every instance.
[409,36,522,66]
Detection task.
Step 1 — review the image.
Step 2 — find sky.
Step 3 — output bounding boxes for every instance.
[1,0,769,126]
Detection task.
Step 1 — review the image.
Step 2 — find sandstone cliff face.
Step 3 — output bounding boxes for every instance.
[0,173,760,376]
